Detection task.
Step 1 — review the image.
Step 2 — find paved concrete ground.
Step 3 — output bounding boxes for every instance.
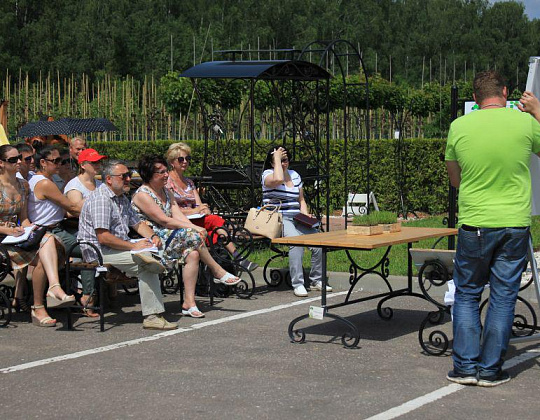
[1,268,539,420]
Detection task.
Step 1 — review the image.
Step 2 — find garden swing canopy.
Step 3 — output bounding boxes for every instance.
[180,60,331,81]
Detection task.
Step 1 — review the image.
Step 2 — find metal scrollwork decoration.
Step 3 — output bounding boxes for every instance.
[418,260,450,307]
[0,289,11,327]
[418,309,450,355]
[207,222,256,299]
[0,246,11,282]
[480,295,538,338]
[345,247,393,303]
[160,264,182,295]
[416,258,452,355]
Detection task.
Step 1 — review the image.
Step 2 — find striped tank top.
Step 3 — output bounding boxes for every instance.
[261,169,302,217]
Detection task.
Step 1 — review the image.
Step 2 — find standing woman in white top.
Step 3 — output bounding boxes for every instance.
[262,145,331,297]
[64,148,105,316]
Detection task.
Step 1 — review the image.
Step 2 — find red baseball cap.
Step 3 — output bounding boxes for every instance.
[78,148,107,164]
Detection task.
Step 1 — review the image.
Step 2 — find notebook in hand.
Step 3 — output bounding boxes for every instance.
[293,213,320,229]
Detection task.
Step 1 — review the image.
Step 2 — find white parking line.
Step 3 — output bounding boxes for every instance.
[365,349,540,420]
[1,291,349,374]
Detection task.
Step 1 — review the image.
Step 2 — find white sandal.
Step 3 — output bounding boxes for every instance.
[31,305,57,327]
[213,271,241,286]
[46,284,75,308]
[181,306,205,318]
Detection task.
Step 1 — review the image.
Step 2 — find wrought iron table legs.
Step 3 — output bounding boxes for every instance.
[287,244,429,348]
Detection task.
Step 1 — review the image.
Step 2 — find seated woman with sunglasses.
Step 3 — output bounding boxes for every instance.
[165,142,258,272]
[0,145,74,327]
[28,146,88,304]
[131,155,241,318]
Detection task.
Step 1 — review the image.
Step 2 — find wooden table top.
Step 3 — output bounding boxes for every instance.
[272,227,458,250]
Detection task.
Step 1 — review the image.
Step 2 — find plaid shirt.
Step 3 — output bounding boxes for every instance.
[78,183,140,262]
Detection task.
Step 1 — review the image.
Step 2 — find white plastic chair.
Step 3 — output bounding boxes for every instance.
[342,192,379,217]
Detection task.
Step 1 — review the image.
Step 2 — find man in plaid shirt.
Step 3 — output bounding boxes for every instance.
[78,159,177,330]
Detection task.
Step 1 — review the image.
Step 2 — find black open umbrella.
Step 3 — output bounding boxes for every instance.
[17,118,118,138]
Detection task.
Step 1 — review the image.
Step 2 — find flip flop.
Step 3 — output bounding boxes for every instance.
[213,271,241,286]
[181,306,205,318]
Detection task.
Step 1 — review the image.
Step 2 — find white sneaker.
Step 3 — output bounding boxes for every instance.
[310,281,333,292]
[293,285,308,297]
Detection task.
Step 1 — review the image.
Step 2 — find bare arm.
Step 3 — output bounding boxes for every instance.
[446,161,461,188]
[263,147,286,188]
[66,189,85,207]
[298,188,309,215]
[19,181,32,227]
[96,228,139,251]
[519,90,540,123]
[35,178,81,215]
[191,188,211,215]
[132,190,195,230]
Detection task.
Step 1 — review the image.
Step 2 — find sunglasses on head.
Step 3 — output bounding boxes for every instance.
[1,155,22,164]
[177,156,192,163]
[44,157,63,165]
[110,171,132,180]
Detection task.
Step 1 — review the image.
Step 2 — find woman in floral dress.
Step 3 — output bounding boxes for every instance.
[131,155,240,318]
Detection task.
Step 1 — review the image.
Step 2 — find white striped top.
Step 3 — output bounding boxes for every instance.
[262,169,303,217]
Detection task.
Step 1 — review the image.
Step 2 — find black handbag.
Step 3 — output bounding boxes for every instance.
[17,226,48,251]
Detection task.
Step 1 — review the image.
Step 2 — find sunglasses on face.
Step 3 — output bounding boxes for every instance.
[61,158,70,166]
[23,155,34,162]
[281,158,289,163]
[1,155,22,164]
[110,171,132,180]
[44,157,63,165]
[153,169,168,175]
[177,156,192,163]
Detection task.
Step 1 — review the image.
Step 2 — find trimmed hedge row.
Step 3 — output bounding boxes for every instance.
[89,138,449,214]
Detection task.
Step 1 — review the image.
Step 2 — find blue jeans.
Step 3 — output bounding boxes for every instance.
[452,226,529,377]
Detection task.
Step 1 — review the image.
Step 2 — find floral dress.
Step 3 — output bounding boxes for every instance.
[0,178,51,270]
[131,185,202,265]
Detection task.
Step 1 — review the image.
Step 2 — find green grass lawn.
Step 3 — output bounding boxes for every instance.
[248,215,540,276]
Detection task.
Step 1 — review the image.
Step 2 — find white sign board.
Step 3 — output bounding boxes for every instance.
[463,100,521,114]
[526,57,540,216]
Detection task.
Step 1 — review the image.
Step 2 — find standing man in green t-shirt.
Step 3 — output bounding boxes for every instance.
[445,70,540,387]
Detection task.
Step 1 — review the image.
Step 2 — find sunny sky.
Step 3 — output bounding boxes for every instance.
[490,0,540,19]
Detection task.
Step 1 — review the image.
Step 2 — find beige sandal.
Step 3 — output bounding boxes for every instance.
[31,305,57,327]
[46,283,75,308]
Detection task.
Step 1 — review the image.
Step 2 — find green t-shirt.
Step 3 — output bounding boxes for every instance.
[445,107,540,227]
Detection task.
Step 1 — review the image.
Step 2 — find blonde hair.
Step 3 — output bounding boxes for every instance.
[166,142,192,163]
[70,136,86,146]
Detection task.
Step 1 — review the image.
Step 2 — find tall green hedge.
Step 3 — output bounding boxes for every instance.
[89,138,449,214]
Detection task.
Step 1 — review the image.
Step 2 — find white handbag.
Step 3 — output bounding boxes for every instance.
[244,204,283,239]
